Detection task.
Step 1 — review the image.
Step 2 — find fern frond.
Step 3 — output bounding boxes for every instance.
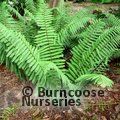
[34,1,65,69]
[0,43,6,64]
[7,4,25,22]
[76,74,113,88]
[58,9,95,46]
[53,1,70,33]
[105,13,120,27]
[35,2,56,45]
[22,21,38,44]
[67,26,120,82]
[67,20,106,80]
[0,23,69,87]
[5,57,26,80]
[25,0,36,13]
[0,2,25,32]
[54,11,70,33]
[0,23,44,84]
[0,42,25,79]
[24,9,35,21]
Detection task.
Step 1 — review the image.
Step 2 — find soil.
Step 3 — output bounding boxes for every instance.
[0,60,120,120]
[70,2,120,12]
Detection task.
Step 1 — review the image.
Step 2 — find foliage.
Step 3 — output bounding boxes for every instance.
[0,0,120,89]
[0,105,17,120]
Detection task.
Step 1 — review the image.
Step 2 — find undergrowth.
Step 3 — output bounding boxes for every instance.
[0,0,120,90]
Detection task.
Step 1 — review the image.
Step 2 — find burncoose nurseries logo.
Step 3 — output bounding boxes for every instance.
[22,86,105,107]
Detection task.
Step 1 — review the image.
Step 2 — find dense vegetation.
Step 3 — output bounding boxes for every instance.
[0,0,120,90]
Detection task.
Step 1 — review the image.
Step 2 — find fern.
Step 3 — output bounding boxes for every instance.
[53,0,70,33]
[105,13,120,27]
[0,0,119,89]
[76,74,113,88]
[7,4,25,22]
[25,0,36,13]
[34,1,65,69]
[0,2,25,33]
[57,9,95,47]
[0,23,70,88]
[66,20,106,80]
[67,24,120,82]
[0,43,6,64]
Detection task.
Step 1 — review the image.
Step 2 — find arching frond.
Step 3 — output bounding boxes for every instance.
[0,2,25,32]
[25,0,36,13]
[67,25,120,82]
[0,23,69,88]
[57,9,95,46]
[34,1,65,69]
[105,13,120,27]
[76,74,113,88]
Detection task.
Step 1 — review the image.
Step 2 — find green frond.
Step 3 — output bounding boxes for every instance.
[25,0,36,13]
[22,21,38,44]
[66,20,106,80]
[0,23,44,85]
[5,57,26,80]
[7,4,25,22]
[0,42,25,79]
[67,25,120,82]
[34,2,65,69]
[53,1,70,33]
[0,2,14,27]
[0,43,6,64]
[0,23,70,88]
[34,2,56,45]
[24,9,35,21]
[105,13,120,27]
[58,17,94,47]
[0,42,24,79]
[0,2,25,32]
[58,9,95,47]
[76,74,113,88]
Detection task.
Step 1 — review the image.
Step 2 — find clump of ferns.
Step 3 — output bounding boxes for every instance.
[0,0,120,90]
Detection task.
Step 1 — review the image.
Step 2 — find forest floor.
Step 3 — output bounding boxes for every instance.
[0,2,120,120]
[70,2,119,12]
[0,61,120,120]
